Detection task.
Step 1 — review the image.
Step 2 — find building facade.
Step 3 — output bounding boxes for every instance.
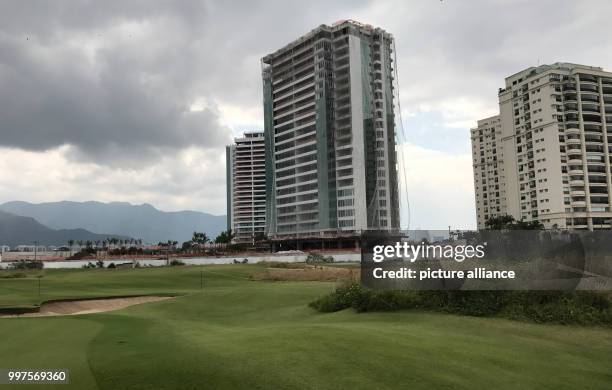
[226,132,266,244]
[471,115,507,228]
[261,20,400,241]
[472,62,612,230]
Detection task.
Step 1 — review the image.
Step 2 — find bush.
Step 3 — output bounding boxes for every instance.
[306,253,334,264]
[443,291,507,316]
[309,287,612,326]
[258,261,291,268]
[67,249,95,260]
[107,262,116,269]
[170,259,185,266]
[501,291,612,325]
[309,282,363,312]
[10,260,44,270]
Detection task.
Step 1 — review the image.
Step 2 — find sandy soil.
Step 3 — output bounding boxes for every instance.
[1,296,173,318]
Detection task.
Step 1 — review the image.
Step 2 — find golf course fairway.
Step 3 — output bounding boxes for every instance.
[0,265,611,389]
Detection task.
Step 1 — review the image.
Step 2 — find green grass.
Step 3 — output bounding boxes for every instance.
[0,265,611,389]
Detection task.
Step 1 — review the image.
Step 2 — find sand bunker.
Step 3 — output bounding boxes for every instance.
[1,296,173,318]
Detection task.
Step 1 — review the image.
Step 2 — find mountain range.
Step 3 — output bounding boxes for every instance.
[0,210,129,247]
[0,201,226,244]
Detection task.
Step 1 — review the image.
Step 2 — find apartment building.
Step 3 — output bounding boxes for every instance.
[472,62,612,230]
[261,20,400,241]
[471,115,507,228]
[226,132,266,244]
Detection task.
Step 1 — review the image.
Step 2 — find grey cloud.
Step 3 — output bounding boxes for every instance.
[361,0,612,113]
[0,1,367,165]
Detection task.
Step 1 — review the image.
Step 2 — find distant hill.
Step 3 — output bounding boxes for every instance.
[0,201,226,244]
[0,210,129,247]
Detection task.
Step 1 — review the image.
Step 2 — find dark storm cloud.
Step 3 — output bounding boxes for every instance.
[0,0,367,164]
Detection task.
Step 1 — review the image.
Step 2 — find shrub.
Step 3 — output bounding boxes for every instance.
[67,249,95,260]
[10,260,44,270]
[501,291,612,325]
[309,287,612,326]
[309,282,363,312]
[259,261,290,268]
[306,253,334,264]
[443,291,507,316]
[107,262,116,269]
[170,259,185,266]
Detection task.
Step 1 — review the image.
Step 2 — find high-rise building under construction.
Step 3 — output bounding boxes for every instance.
[261,20,401,244]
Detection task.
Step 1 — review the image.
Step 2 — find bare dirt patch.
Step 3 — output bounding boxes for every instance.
[1,296,173,318]
[251,265,360,282]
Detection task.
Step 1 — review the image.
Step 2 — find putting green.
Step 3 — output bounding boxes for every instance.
[0,265,611,389]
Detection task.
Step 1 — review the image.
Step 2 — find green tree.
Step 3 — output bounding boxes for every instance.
[485,215,544,230]
[215,229,234,244]
[192,232,209,245]
[68,239,74,256]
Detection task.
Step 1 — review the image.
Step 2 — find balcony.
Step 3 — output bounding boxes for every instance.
[580,83,599,93]
[583,114,602,125]
[563,93,577,102]
[563,84,577,92]
[582,104,600,113]
[588,176,608,184]
[565,127,580,135]
[584,124,602,133]
[581,93,599,103]
[584,136,603,143]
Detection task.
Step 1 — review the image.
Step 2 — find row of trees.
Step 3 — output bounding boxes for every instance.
[179,230,235,251]
[484,215,544,230]
[66,229,236,252]
[66,238,144,250]
[65,229,258,257]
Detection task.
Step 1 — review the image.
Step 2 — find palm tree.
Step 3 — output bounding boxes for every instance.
[68,239,74,256]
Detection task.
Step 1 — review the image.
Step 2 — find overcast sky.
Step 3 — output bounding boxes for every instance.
[1,0,612,230]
